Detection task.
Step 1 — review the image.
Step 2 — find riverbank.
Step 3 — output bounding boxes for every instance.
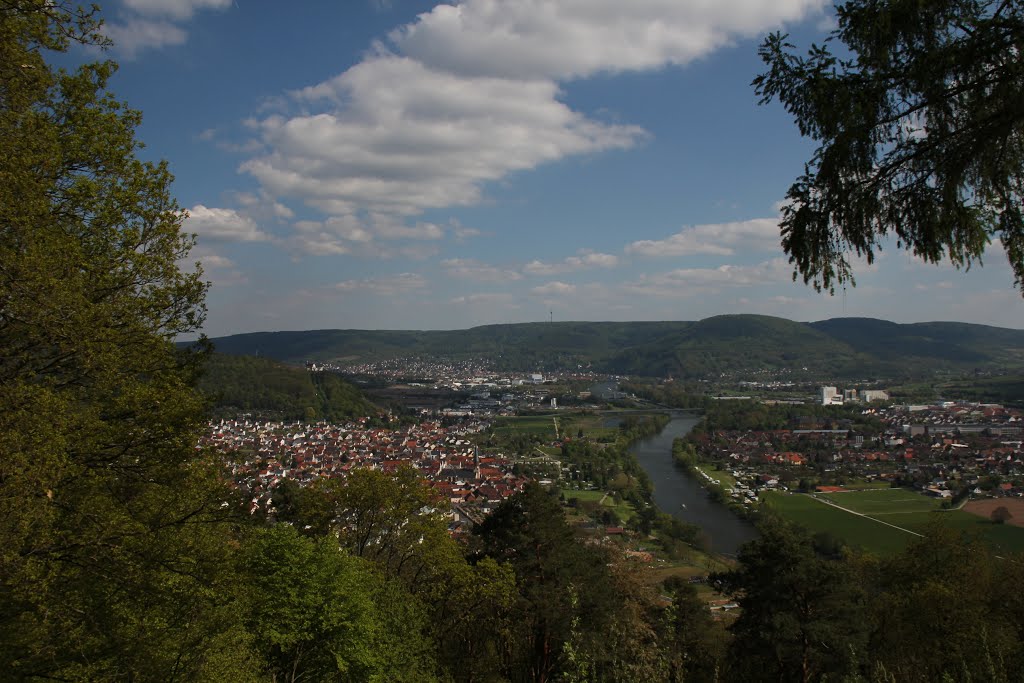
[670,438,762,525]
[629,415,757,557]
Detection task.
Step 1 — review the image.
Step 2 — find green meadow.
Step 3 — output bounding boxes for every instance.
[763,492,915,555]
[490,414,559,438]
[490,412,622,441]
[816,488,939,515]
[765,488,1024,556]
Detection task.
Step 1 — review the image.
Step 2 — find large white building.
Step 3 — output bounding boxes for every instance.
[819,386,890,405]
[858,389,890,402]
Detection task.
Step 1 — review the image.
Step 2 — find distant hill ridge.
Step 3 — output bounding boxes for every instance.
[200,315,1024,380]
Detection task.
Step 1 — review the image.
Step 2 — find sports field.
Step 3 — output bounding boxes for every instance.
[765,488,1024,556]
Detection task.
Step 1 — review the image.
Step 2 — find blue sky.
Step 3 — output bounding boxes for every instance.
[90,0,1024,335]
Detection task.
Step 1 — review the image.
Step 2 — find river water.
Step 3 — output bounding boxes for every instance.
[631,414,757,557]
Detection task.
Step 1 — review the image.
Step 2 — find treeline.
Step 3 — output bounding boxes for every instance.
[560,414,668,505]
[198,353,377,421]
[715,519,1024,682]
[695,399,885,433]
[624,380,711,409]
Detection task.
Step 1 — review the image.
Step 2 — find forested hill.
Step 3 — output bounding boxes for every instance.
[198,353,377,420]
[202,315,1024,379]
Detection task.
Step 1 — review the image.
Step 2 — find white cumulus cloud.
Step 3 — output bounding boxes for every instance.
[122,0,231,20]
[106,0,232,57]
[625,257,792,296]
[245,56,642,217]
[185,205,271,242]
[524,249,619,275]
[450,292,515,305]
[391,0,825,81]
[241,0,825,245]
[531,281,577,296]
[102,18,187,57]
[442,258,522,282]
[626,218,782,257]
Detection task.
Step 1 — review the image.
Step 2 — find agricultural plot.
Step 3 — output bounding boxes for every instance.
[768,488,1024,555]
[763,492,915,556]
[490,415,557,438]
[964,498,1024,528]
[490,412,622,442]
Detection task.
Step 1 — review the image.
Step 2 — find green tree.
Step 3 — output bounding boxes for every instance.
[659,576,727,683]
[866,524,1023,681]
[0,3,254,679]
[715,519,868,682]
[991,504,1013,524]
[239,525,436,683]
[755,0,1024,293]
[290,468,518,682]
[474,483,620,683]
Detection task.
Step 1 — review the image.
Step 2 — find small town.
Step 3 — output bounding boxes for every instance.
[202,417,530,527]
[687,399,1024,503]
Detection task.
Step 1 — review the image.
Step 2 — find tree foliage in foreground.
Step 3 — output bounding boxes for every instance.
[757,0,1024,293]
[716,520,1024,683]
[0,2,255,679]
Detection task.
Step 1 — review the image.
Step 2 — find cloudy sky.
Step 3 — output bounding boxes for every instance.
[91,0,1024,335]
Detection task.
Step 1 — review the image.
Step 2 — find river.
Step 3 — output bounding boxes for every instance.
[631,414,757,557]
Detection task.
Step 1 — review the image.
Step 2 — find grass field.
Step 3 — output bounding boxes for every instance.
[816,489,940,515]
[490,412,623,442]
[840,481,895,491]
[560,488,637,523]
[765,488,1024,556]
[763,492,916,555]
[693,463,737,489]
[490,415,557,438]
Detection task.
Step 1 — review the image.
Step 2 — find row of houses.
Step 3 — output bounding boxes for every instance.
[692,401,1024,497]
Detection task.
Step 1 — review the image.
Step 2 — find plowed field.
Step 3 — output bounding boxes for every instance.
[964,498,1024,527]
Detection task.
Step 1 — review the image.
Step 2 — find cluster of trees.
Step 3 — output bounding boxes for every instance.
[691,399,885,434]
[198,353,378,421]
[560,414,668,505]
[263,472,726,683]
[717,519,1024,682]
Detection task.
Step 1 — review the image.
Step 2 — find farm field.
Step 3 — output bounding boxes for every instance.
[766,488,1024,556]
[763,492,915,555]
[964,498,1024,528]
